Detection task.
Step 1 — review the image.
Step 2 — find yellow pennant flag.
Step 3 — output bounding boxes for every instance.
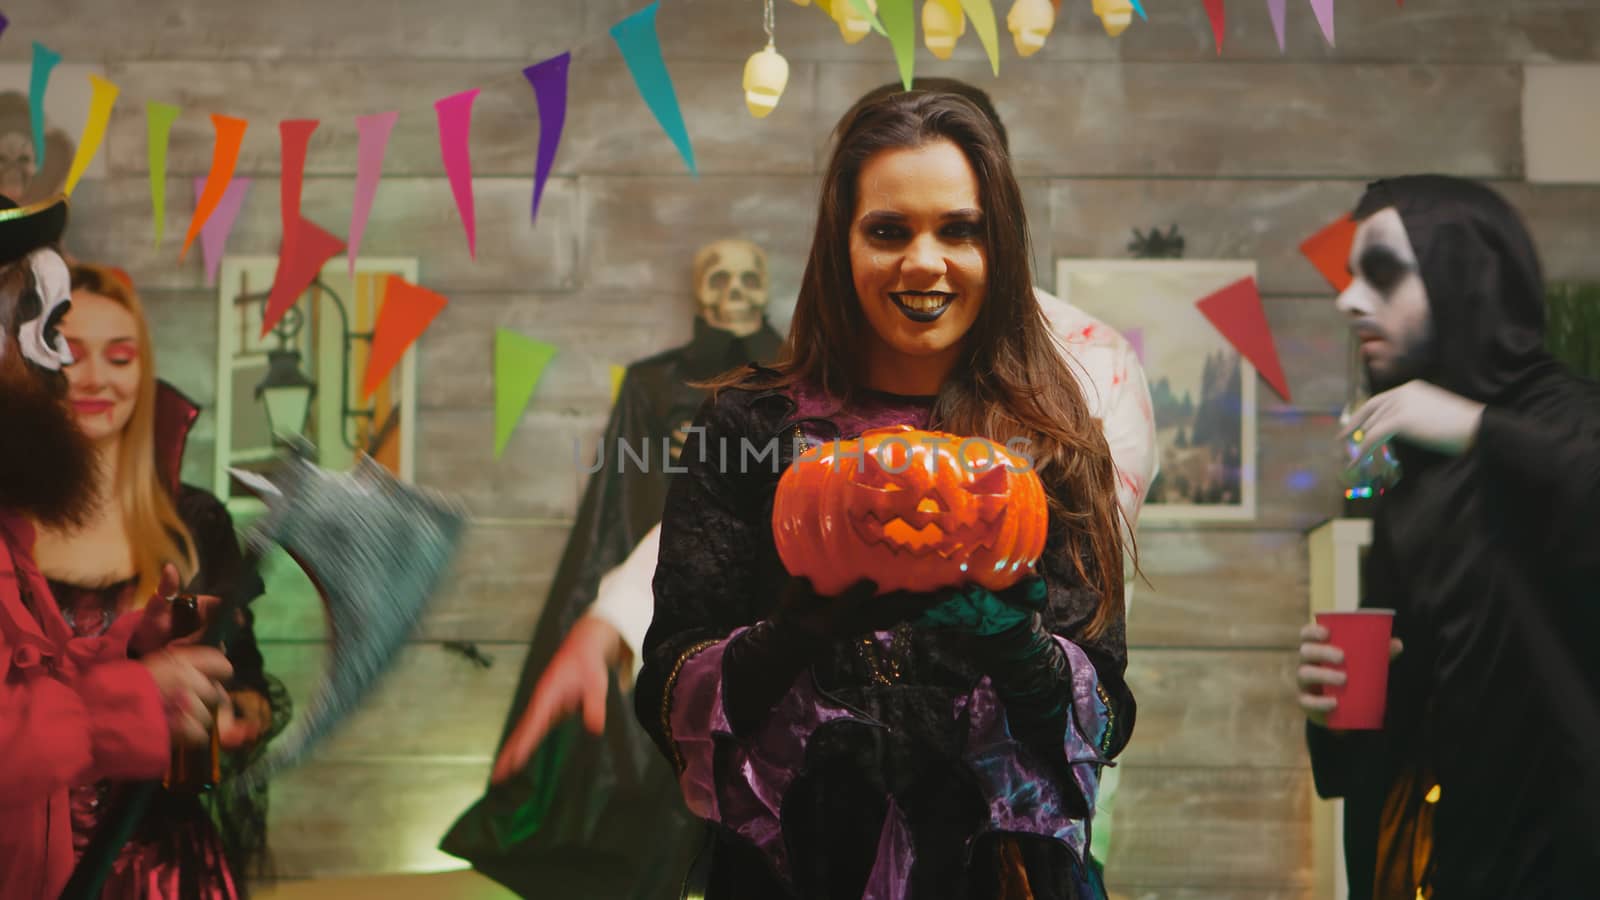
[64,74,120,195]
[610,364,627,403]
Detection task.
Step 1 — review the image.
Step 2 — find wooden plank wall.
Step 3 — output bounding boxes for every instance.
[7,0,1598,893]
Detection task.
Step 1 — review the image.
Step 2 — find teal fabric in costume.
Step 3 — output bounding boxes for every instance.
[915,577,1047,636]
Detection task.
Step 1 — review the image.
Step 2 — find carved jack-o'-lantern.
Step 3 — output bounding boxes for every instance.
[773,426,1048,596]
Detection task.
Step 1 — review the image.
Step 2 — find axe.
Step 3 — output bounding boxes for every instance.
[62,448,468,899]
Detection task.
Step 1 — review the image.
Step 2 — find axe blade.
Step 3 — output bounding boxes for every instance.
[228,453,469,795]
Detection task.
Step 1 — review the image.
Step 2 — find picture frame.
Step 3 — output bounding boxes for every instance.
[1055,258,1259,522]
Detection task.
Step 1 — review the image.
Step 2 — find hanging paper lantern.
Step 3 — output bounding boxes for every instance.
[772,426,1049,596]
[922,0,966,59]
[743,44,790,118]
[1092,0,1135,36]
[1006,0,1056,57]
[833,0,877,43]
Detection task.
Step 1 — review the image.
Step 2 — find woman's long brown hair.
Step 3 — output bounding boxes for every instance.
[707,90,1129,637]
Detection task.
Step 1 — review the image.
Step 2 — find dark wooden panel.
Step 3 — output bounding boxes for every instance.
[1121,650,1305,768]
[415,408,605,520]
[0,0,584,63]
[1106,766,1312,890]
[578,174,819,318]
[65,175,580,294]
[1129,530,1307,650]
[819,62,1522,178]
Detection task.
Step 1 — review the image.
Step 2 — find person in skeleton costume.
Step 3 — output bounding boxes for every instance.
[441,239,783,897]
[0,196,235,899]
[636,88,1132,899]
[1297,175,1600,898]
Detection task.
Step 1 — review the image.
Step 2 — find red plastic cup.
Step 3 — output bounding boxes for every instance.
[1314,610,1396,730]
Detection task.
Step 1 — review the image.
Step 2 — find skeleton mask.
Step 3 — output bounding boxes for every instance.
[0,248,74,371]
[693,239,769,337]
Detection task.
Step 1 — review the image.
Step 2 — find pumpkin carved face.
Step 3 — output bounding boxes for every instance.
[772,426,1048,596]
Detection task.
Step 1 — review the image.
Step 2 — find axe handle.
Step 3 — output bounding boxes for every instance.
[59,548,264,900]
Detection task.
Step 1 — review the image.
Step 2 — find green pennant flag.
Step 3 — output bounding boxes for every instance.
[495,328,557,459]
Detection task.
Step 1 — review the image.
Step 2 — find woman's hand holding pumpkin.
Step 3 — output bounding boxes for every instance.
[914,577,1047,636]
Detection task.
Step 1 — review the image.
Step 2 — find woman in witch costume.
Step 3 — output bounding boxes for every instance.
[25,261,291,900]
[633,91,1135,898]
[0,199,235,900]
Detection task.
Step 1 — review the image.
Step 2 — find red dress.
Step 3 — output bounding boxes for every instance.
[0,511,169,900]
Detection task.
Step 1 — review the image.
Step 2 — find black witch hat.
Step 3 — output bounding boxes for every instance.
[0,193,69,265]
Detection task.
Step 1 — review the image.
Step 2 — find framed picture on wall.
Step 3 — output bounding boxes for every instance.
[1055,259,1259,522]
[212,256,421,504]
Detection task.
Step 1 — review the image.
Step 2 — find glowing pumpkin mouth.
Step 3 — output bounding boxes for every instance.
[849,509,1005,560]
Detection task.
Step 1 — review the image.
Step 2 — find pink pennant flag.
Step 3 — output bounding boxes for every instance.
[1267,0,1287,52]
[434,89,480,259]
[193,176,251,287]
[1309,0,1334,46]
[349,111,398,276]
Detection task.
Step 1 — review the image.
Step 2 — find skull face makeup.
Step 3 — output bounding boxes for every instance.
[692,238,769,337]
[1337,207,1434,392]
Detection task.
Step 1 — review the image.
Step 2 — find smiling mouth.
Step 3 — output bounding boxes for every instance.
[891,291,954,323]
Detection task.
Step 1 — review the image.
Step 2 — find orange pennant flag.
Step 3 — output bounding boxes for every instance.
[363,276,448,398]
[1300,213,1358,293]
[181,115,249,260]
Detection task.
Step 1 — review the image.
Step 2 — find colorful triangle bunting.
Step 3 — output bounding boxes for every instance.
[1300,213,1358,293]
[1203,0,1226,54]
[260,215,346,337]
[1267,0,1287,52]
[495,328,558,459]
[349,111,398,276]
[1309,0,1335,46]
[523,53,570,224]
[363,276,449,399]
[879,0,917,90]
[193,175,251,287]
[147,102,181,247]
[181,115,249,261]
[434,89,480,259]
[1195,276,1291,403]
[63,74,118,195]
[611,1,696,175]
[28,43,60,168]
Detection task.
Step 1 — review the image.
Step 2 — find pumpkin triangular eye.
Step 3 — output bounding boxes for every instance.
[966,462,1009,496]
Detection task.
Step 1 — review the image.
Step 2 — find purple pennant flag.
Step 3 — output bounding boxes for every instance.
[1309,0,1335,46]
[193,176,251,287]
[0,13,10,41]
[1267,0,1287,52]
[523,53,570,225]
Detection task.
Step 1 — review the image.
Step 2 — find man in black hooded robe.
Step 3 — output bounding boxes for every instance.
[1296,175,1600,898]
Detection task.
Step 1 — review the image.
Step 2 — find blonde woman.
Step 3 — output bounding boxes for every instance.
[30,263,286,899]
